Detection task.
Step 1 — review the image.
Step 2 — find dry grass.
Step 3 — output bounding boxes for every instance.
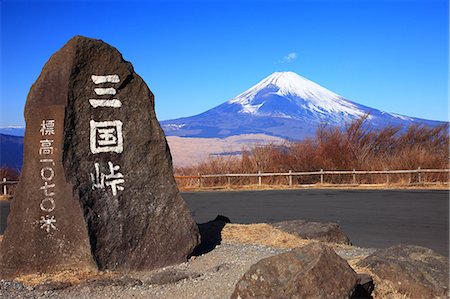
[0,194,12,201]
[15,269,118,286]
[221,223,353,251]
[222,223,312,249]
[176,118,449,188]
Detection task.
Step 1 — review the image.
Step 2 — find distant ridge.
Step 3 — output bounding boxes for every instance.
[161,71,446,140]
[0,133,23,170]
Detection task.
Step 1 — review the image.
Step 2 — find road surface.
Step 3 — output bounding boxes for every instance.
[0,189,448,255]
[183,189,449,255]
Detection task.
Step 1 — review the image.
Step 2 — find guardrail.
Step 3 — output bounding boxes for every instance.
[1,168,449,195]
[175,168,450,188]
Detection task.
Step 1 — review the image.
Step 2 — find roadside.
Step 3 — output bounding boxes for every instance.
[1,182,447,200]
[0,223,404,299]
[179,182,449,192]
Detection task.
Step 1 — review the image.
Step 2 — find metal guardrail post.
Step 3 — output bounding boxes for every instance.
[258,171,262,186]
[2,178,6,195]
[418,167,421,183]
[386,170,390,185]
[289,170,292,186]
[198,173,202,188]
[320,169,324,184]
[352,169,356,184]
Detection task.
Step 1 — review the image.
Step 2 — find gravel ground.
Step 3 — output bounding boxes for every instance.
[0,242,375,299]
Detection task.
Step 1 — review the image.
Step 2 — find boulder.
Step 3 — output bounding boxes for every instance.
[271,220,351,245]
[0,36,200,278]
[357,244,449,298]
[231,243,359,299]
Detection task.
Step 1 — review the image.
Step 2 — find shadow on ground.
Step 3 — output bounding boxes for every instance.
[192,215,231,256]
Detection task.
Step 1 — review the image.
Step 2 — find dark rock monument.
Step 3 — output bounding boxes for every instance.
[0,36,200,278]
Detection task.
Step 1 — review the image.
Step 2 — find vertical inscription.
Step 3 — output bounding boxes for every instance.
[38,119,57,232]
[89,74,125,196]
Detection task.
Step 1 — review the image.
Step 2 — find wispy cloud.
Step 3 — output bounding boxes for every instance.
[282,52,297,63]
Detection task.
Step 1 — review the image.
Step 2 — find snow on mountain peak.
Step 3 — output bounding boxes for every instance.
[229,71,366,119]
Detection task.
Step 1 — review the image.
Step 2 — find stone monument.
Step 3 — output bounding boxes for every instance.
[0,36,200,278]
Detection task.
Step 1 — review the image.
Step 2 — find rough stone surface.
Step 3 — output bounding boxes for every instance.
[357,244,449,299]
[0,36,200,278]
[231,243,359,299]
[271,219,351,245]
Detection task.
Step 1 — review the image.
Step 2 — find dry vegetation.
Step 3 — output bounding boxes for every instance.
[176,117,449,188]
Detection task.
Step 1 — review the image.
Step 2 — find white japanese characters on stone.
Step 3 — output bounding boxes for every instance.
[40,119,55,135]
[39,215,57,232]
[89,75,122,108]
[90,161,125,196]
[89,99,122,108]
[91,74,120,84]
[39,139,54,155]
[40,198,56,213]
[90,120,123,154]
[38,120,57,232]
[94,87,116,95]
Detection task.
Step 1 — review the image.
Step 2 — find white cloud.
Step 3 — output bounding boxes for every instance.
[282,52,297,63]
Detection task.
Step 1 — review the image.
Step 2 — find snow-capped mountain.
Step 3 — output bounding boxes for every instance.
[161,71,444,140]
[0,126,25,137]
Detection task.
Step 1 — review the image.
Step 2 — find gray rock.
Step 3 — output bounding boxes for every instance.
[271,220,351,245]
[357,244,449,299]
[232,243,359,299]
[0,36,200,278]
[34,281,72,292]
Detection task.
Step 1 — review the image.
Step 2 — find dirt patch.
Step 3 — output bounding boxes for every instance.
[15,270,118,286]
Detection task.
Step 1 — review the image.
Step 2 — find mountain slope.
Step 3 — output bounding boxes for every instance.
[161,71,445,140]
[0,133,24,170]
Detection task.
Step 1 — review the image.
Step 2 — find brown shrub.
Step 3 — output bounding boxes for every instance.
[175,117,449,187]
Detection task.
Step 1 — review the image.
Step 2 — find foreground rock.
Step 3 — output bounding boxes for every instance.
[231,243,359,299]
[0,36,199,278]
[271,220,351,245]
[357,244,449,298]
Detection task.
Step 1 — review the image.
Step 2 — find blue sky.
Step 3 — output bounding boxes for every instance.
[0,0,448,127]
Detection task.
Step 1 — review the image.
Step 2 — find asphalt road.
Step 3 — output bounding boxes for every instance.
[183,189,449,256]
[1,189,448,256]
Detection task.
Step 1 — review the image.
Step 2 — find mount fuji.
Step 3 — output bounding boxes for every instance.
[161,71,445,140]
